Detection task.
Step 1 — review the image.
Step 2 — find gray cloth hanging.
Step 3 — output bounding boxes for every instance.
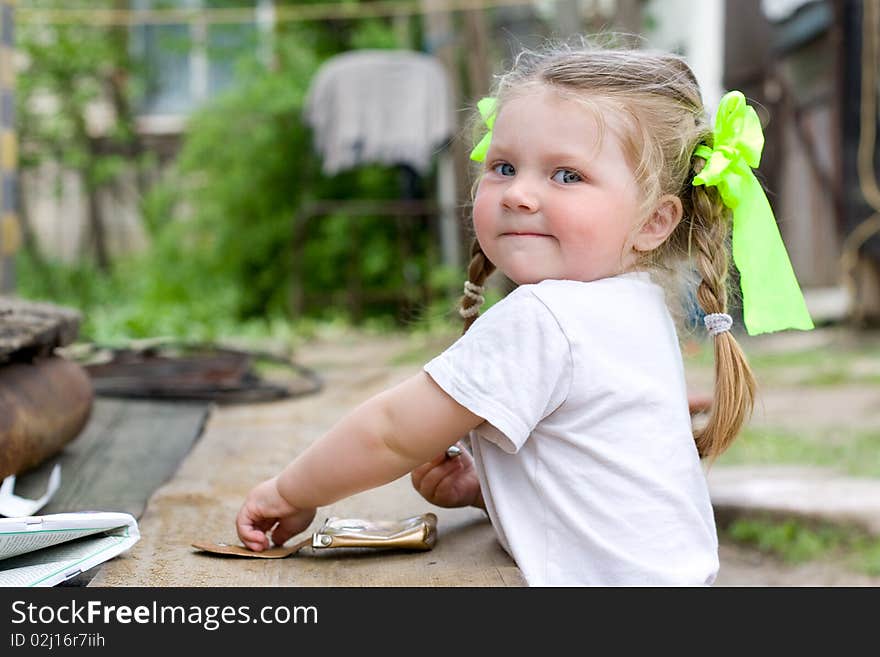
[304,50,455,176]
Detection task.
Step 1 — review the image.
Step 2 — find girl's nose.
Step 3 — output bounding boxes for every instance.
[501,179,539,213]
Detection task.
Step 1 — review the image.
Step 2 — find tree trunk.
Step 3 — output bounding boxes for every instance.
[85,173,110,272]
[60,79,111,271]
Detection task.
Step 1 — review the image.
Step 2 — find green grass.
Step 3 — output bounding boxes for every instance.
[746,346,846,369]
[718,426,880,477]
[724,517,851,563]
[723,517,880,576]
[13,248,468,351]
[797,369,880,387]
[684,331,880,387]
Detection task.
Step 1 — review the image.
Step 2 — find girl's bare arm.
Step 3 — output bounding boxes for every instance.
[274,371,483,510]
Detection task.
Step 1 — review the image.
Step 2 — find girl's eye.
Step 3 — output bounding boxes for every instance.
[492,162,516,176]
[552,169,582,184]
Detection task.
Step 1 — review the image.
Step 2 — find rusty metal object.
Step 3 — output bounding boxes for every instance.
[0,356,93,479]
[81,342,322,404]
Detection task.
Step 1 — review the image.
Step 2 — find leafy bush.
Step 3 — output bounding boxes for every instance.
[19,13,452,342]
[139,29,444,329]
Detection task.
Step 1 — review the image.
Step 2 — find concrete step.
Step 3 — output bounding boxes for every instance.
[707,465,880,535]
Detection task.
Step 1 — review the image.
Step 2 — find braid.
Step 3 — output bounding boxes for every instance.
[691,186,729,317]
[689,163,757,463]
[459,238,496,334]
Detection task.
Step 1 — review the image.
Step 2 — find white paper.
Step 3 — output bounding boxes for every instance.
[0,512,140,587]
[0,464,61,518]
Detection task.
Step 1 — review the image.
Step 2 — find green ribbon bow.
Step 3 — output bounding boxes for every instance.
[469,97,497,162]
[693,90,813,335]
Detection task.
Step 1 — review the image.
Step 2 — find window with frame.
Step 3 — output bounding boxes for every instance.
[131,0,268,116]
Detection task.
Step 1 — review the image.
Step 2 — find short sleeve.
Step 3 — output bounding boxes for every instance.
[423,288,572,453]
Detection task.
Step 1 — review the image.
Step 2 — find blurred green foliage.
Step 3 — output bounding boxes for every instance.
[725,517,848,564]
[724,516,880,575]
[717,425,880,477]
[17,1,454,342]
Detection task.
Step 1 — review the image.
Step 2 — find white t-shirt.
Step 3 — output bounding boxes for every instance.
[423,272,719,586]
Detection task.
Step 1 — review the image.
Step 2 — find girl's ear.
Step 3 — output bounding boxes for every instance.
[633,194,683,252]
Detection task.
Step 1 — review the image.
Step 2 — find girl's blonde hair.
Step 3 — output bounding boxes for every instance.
[458,42,756,463]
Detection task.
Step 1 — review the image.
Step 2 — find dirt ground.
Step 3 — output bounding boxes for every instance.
[276,323,880,586]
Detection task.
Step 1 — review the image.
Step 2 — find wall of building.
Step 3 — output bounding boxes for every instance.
[22,162,150,263]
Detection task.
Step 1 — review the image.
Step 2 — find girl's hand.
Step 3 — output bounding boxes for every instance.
[688,392,712,416]
[236,477,317,551]
[410,442,484,510]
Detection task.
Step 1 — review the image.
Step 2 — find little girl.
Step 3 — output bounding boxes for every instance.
[236,44,812,585]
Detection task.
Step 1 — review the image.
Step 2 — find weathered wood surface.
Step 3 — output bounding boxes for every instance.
[12,398,208,519]
[90,335,525,587]
[0,296,81,361]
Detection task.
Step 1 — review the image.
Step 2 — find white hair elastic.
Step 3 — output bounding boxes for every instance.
[463,281,485,304]
[459,281,485,319]
[458,303,481,319]
[703,312,733,336]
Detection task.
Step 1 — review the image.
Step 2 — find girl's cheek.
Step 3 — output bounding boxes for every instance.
[472,193,492,234]
[471,200,496,261]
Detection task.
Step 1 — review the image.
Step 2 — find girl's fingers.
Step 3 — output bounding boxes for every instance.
[432,471,469,505]
[410,462,431,487]
[236,523,261,551]
[236,511,272,552]
[411,451,451,488]
[416,457,463,500]
[412,443,476,506]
